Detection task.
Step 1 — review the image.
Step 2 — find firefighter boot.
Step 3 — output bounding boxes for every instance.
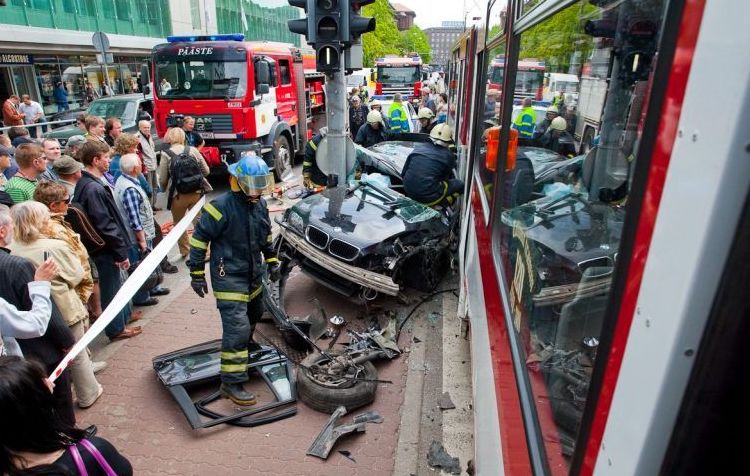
[220,383,257,406]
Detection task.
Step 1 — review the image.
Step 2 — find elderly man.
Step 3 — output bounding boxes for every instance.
[65,135,87,160]
[19,95,45,139]
[4,143,46,204]
[114,153,170,306]
[2,95,24,127]
[348,95,369,140]
[39,138,62,182]
[52,155,83,196]
[137,120,158,207]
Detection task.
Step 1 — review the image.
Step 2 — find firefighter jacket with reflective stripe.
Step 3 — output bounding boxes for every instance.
[512,106,537,138]
[303,132,328,187]
[188,191,277,298]
[401,142,458,204]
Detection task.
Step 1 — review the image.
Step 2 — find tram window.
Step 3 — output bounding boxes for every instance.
[496,0,668,470]
[474,40,506,205]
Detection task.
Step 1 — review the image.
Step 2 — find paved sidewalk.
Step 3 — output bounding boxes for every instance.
[78,278,408,475]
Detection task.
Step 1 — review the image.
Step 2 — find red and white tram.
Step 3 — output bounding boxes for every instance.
[450,0,750,474]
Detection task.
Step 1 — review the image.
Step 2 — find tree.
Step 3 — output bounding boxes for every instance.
[362,0,401,66]
[398,25,431,64]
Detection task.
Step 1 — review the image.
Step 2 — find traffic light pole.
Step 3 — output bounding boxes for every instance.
[324,68,348,190]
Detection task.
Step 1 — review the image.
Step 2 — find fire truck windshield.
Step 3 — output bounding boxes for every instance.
[155,59,248,100]
[377,66,420,84]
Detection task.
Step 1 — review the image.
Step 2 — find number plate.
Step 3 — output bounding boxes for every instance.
[198,132,214,139]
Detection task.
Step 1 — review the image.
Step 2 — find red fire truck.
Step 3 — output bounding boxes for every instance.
[488,54,545,100]
[374,55,424,102]
[148,34,326,180]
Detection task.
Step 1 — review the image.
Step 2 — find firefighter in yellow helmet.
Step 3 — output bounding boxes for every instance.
[417,107,436,134]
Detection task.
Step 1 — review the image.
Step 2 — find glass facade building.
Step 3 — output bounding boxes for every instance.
[216,0,301,46]
[2,0,172,38]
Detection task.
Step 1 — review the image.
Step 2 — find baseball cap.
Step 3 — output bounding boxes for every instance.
[53,155,83,175]
[66,135,87,148]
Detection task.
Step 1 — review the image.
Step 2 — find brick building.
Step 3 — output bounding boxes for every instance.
[391,3,416,31]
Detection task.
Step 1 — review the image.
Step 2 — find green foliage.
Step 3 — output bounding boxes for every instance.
[397,26,431,64]
[518,3,596,74]
[362,0,401,66]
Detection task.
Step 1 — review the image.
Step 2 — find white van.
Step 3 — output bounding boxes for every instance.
[544,72,580,106]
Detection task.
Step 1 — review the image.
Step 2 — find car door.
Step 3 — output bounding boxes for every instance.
[274,57,297,126]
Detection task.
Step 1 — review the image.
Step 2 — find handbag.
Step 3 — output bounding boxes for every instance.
[66,203,106,253]
[68,439,117,476]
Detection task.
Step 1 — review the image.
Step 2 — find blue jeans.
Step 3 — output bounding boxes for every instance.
[129,239,165,304]
[93,252,132,338]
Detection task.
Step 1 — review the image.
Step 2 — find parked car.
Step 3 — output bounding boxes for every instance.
[274,134,455,304]
[44,94,154,147]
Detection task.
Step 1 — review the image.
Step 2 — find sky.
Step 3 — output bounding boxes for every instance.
[395,0,477,29]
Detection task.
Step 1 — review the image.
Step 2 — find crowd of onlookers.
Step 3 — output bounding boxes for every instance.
[0,100,213,473]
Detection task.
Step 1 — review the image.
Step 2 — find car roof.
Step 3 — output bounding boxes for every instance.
[92,94,152,102]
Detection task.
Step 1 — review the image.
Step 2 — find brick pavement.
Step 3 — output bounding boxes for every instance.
[77,275,409,476]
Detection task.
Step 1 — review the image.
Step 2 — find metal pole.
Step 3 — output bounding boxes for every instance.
[324,68,348,186]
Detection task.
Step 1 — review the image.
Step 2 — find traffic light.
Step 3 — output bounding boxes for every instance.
[342,0,376,45]
[313,0,342,72]
[288,0,315,44]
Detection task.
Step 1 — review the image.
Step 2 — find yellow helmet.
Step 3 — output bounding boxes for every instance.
[429,123,454,146]
[417,107,435,120]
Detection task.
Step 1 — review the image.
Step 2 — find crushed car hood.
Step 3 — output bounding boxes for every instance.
[288,183,447,250]
[502,192,625,267]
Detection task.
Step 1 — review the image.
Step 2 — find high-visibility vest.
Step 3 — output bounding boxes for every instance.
[512,106,536,138]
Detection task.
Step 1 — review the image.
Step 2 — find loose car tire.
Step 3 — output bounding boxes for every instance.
[297,352,378,414]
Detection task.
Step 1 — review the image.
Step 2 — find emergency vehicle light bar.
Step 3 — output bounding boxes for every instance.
[167,34,245,43]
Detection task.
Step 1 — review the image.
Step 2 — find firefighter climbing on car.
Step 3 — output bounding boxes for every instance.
[401,123,464,207]
[188,153,280,406]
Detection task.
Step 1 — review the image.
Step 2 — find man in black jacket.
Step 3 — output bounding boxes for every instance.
[0,204,76,425]
[402,124,464,207]
[73,141,141,341]
[355,111,393,148]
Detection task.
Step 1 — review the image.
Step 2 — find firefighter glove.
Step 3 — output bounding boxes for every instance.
[189,269,208,298]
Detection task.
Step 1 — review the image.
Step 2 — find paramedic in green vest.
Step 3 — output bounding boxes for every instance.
[512,97,537,144]
[188,154,279,406]
[388,93,411,133]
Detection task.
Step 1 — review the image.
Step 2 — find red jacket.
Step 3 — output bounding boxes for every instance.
[2,99,24,126]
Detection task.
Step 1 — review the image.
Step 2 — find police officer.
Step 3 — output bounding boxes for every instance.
[417,107,437,134]
[302,127,329,189]
[188,154,279,406]
[402,124,464,207]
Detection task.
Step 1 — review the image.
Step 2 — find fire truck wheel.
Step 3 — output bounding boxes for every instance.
[273,135,292,181]
[296,352,378,414]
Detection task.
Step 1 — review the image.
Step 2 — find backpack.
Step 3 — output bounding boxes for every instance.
[166,145,203,199]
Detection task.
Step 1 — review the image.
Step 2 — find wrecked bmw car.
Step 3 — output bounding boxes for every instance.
[274,136,456,302]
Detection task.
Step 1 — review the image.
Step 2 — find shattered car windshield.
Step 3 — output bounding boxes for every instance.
[352,186,440,224]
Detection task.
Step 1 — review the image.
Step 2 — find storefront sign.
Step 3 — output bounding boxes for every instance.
[0,53,33,65]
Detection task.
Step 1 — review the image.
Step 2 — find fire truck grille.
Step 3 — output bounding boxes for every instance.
[193,114,233,133]
[305,226,329,249]
[328,239,359,262]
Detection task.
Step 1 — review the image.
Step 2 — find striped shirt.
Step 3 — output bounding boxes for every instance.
[4,175,37,204]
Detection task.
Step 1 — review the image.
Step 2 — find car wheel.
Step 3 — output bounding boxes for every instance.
[296,351,378,414]
[402,247,448,292]
[273,134,293,182]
